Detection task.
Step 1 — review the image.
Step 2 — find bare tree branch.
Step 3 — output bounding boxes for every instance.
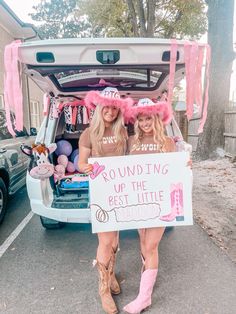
[147,0,156,37]
[125,0,139,36]
[136,0,147,36]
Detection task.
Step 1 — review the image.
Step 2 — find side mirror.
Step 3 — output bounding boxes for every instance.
[30,127,37,136]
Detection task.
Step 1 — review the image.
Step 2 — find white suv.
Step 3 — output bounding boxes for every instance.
[18,38,189,229]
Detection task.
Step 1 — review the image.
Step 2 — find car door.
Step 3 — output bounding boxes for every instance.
[0,110,31,194]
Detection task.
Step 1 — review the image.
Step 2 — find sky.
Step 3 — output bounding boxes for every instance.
[5,0,40,23]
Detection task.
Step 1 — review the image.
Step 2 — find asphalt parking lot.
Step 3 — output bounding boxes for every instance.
[0,187,236,314]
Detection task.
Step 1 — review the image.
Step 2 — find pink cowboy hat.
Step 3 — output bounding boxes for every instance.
[84,87,133,112]
[125,98,173,125]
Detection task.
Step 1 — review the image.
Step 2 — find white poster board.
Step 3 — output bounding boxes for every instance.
[88,152,192,233]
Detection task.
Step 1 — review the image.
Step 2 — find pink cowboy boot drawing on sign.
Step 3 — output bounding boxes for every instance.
[160,183,184,222]
[90,162,105,180]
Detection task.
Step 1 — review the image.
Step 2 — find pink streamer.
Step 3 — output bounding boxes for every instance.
[11,41,23,131]
[58,101,64,112]
[184,41,199,120]
[167,39,177,114]
[4,40,23,134]
[4,41,22,136]
[43,94,50,116]
[72,106,78,125]
[198,44,211,133]
[195,46,204,115]
[184,42,211,132]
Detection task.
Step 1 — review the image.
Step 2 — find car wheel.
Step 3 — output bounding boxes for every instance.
[40,216,66,229]
[0,178,8,224]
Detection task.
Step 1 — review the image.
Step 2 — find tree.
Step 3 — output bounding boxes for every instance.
[196,0,235,159]
[29,0,91,39]
[78,0,133,37]
[78,0,207,38]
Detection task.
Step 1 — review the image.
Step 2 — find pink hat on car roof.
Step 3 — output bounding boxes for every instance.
[84,87,133,112]
[125,98,173,125]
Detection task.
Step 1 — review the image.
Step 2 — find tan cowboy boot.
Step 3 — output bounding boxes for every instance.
[110,248,121,295]
[96,261,118,314]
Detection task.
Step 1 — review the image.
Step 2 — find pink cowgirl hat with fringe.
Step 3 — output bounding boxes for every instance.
[84,87,133,112]
[125,98,173,125]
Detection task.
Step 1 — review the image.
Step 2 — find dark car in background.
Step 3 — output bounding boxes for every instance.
[0,109,36,223]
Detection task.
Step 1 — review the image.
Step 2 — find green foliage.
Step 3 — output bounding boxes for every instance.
[78,0,133,37]
[30,0,207,39]
[78,0,207,38]
[158,0,207,38]
[29,0,91,39]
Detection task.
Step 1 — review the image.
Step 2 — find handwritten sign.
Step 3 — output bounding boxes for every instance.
[88,152,193,233]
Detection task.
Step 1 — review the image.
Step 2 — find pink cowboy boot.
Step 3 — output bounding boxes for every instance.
[160,183,184,222]
[123,269,158,314]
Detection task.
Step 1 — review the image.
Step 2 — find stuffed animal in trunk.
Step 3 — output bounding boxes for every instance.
[21,143,58,180]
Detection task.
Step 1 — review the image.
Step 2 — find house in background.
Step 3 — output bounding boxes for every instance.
[0,0,44,132]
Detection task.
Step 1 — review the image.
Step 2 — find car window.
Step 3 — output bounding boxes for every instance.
[0,111,13,140]
[31,64,182,93]
[55,68,163,90]
[0,110,28,140]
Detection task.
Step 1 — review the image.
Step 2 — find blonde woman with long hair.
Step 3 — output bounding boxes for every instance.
[123,98,175,314]
[78,87,132,314]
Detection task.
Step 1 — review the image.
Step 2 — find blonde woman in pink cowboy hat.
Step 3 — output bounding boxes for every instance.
[78,87,133,314]
[123,98,175,314]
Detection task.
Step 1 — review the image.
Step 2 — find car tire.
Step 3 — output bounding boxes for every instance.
[40,216,66,229]
[0,178,8,224]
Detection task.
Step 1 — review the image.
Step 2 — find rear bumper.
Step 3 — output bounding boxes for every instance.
[26,173,91,223]
[30,199,91,223]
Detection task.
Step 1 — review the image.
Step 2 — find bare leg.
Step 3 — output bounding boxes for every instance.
[144,227,165,269]
[112,231,119,251]
[138,229,146,260]
[97,231,118,265]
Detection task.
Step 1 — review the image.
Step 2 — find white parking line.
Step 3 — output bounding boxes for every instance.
[0,211,34,259]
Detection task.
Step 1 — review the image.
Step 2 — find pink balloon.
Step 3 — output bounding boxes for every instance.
[57,155,68,167]
[55,164,65,174]
[66,161,76,173]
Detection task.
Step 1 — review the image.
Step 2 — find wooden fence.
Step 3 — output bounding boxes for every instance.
[224,101,236,157]
[176,101,236,156]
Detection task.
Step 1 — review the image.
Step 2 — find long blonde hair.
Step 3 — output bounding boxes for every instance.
[132,114,167,152]
[89,105,127,155]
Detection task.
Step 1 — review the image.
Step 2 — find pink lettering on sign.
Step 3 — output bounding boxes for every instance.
[100,163,169,182]
[108,195,129,207]
[153,163,169,174]
[131,181,147,191]
[114,183,126,193]
[137,190,164,203]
